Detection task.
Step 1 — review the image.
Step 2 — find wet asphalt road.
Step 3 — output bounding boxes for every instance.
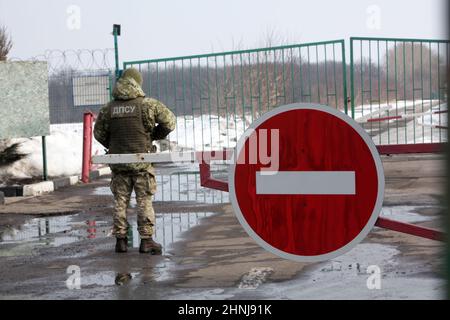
[0,155,446,299]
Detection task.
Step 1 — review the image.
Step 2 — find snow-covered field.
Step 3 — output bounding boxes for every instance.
[171,100,448,150]
[168,113,251,151]
[0,100,447,181]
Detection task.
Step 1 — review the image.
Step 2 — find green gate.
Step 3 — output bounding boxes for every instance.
[350,37,449,146]
[124,40,347,151]
[121,37,448,151]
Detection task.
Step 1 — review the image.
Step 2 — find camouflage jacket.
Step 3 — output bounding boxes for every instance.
[94,77,176,175]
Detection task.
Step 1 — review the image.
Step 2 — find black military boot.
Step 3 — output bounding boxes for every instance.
[115,237,128,253]
[139,238,162,255]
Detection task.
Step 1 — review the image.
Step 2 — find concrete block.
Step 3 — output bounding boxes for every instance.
[0,186,23,197]
[23,181,54,196]
[97,167,112,176]
[53,177,71,190]
[69,175,80,185]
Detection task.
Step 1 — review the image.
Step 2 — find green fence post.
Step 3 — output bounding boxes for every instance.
[113,24,121,80]
[349,38,355,119]
[108,71,113,101]
[341,40,348,115]
[42,136,48,181]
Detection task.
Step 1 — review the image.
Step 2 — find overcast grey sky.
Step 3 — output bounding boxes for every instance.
[0,0,447,63]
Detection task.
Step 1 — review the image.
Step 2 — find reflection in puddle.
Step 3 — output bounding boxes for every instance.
[1,205,439,253]
[0,212,214,255]
[0,215,90,247]
[128,212,214,254]
[93,171,229,204]
[1,205,438,251]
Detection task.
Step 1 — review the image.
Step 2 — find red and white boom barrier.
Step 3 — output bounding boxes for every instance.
[358,109,448,130]
[91,148,444,243]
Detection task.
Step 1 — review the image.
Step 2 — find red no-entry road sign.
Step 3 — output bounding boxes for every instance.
[229,103,385,262]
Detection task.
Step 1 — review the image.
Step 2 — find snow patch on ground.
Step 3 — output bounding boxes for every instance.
[168,113,250,151]
[0,123,104,182]
[238,267,274,289]
[380,206,437,223]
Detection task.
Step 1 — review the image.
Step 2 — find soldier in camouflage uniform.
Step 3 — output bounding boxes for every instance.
[94,68,176,254]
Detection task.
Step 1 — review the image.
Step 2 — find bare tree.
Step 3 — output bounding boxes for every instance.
[385,43,440,100]
[0,26,12,61]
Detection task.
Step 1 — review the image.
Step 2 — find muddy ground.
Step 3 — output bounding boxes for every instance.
[0,154,446,300]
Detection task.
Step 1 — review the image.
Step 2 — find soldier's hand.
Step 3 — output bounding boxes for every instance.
[152,125,172,141]
[158,139,171,152]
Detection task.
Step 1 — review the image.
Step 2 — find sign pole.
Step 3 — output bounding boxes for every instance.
[113,24,121,80]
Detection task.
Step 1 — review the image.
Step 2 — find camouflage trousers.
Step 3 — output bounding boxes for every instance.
[110,171,157,239]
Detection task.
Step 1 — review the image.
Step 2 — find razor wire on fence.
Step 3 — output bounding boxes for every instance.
[10,48,115,74]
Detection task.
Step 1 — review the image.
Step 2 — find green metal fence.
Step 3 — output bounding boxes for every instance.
[124,40,347,151]
[122,37,449,150]
[350,37,449,145]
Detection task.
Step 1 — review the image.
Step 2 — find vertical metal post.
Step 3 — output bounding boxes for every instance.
[108,71,114,101]
[113,24,121,80]
[349,38,355,119]
[41,136,48,181]
[82,112,94,183]
[341,40,348,115]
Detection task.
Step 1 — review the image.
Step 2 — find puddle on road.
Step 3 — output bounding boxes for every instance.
[1,199,441,293]
[0,204,438,256]
[0,168,227,290]
[93,171,229,204]
[166,205,444,299]
[168,242,444,300]
[0,215,87,248]
[0,211,214,256]
[259,243,444,300]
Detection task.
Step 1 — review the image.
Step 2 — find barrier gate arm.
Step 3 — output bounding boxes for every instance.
[92,148,445,242]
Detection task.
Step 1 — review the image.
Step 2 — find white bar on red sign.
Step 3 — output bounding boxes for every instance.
[255,171,356,195]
